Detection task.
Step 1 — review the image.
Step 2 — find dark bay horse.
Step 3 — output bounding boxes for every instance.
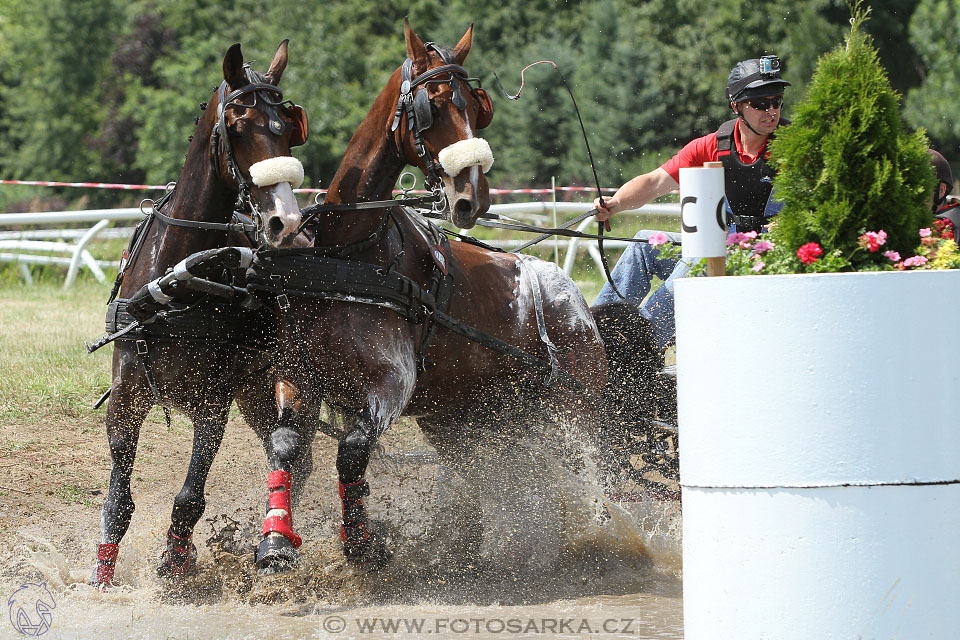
[92,41,309,587]
[249,21,608,573]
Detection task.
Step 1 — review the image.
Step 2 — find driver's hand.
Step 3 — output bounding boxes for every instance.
[594,197,616,222]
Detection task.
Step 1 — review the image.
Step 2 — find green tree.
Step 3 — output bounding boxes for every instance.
[768,2,934,265]
[0,0,123,184]
[904,0,960,158]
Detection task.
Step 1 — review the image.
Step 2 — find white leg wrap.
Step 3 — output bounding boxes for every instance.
[249,156,305,188]
[438,138,494,175]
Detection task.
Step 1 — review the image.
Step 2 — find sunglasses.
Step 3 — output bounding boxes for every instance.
[744,96,783,111]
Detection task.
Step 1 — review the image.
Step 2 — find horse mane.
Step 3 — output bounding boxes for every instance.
[426,43,455,64]
[244,65,267,84]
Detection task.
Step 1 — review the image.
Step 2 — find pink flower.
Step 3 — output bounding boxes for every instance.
[648,232,670,247]
[727,232,749,247]
[751,261,765,272]
[901,255,928,268]
[753,240,774,255]
[883,250,901,262]
[797,242,823,265]
[919,228,932,238]
[858,230,887,253]
[738,230,758,248]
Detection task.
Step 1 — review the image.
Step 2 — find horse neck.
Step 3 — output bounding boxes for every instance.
[314,73,407,242]
[130,114,236,287]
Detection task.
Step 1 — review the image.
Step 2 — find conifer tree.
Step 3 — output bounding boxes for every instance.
[767,1,934,265]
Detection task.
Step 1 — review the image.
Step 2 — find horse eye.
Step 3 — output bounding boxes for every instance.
[430,103,440,119]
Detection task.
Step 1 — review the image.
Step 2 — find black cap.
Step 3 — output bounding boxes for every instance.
[929,149,953,195]
[727,55,791,103]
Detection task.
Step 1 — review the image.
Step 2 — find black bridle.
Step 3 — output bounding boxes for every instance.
[113,77,303,302]
[141,77,301,239]
[296,47,489,239]
[390,43,486,211]
[209,77,303,241]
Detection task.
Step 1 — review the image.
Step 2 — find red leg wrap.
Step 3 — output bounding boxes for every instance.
[96,543,119,586]
[339,479,370,546]
[160,527,195,576]
[263,470,301,548]
[267,470,292,492]
[340,522,370,545]
[262,515,302,548]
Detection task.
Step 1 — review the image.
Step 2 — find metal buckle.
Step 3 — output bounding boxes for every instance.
[136,340,149,355]
[276,294,290,310]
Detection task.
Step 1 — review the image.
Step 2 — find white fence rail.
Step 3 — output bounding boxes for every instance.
[0,202,681,287]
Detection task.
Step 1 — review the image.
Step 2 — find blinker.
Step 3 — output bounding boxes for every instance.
[413,89,433,133]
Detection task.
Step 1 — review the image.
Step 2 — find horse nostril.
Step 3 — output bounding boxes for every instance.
[268,215,286,238]
[454,199,473,217]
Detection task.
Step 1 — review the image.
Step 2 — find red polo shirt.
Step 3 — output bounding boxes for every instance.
[659,120,768,182]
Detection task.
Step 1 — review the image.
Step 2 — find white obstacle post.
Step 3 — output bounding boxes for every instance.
[679,162,726,277]
[675,270,960,639]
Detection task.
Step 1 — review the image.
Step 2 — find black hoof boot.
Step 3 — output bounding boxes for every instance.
[157,528,198,578]
[255,534,299,576]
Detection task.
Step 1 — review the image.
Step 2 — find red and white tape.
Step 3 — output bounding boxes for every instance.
[0,179,615,196]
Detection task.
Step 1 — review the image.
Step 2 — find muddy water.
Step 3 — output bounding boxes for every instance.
[5,431,683,639]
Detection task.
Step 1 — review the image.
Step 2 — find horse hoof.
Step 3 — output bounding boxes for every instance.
[255,535,299,576]
[157,542,198,579]
[87,572,113,592]
[343,521,390,568]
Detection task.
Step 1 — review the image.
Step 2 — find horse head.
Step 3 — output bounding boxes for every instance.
[392,21,494,229]
[213,40,308,248]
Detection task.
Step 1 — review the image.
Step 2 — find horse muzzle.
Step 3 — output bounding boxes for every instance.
[250,156,305,247]
[437,138,493,228]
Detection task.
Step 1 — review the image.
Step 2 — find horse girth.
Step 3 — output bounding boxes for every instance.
[102,298,276,353]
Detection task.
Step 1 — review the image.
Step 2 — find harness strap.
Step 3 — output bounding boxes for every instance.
[152,205,254,234]
[524,259,561,386]
[416,229,454,371]
[135,342,172,430]
[248,247,591,396]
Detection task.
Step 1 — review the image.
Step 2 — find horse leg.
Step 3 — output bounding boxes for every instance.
[156,403,229,578]
[336,386,412,561]
[91,373,151,589]
[254,379,319,575]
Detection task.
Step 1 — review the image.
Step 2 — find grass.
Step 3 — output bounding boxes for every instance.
[54,483,97,506]
[0,278,115,422]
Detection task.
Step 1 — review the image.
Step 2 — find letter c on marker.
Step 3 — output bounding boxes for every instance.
[716,198,729,230]
[681,196,698,233]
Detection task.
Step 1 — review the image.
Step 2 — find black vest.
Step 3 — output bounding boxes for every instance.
[716,117,788,233]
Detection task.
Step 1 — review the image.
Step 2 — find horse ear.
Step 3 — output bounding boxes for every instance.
[404,18,429,72]
[265,39,289,86]
[222,43,247,89]
[452,24,473,66]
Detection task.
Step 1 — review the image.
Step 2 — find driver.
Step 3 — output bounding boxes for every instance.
[592,55,791,352]
[930,149,958,235]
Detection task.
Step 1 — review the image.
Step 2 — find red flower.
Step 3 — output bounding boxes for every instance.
[933,219,954,240]
[797,242,823,265]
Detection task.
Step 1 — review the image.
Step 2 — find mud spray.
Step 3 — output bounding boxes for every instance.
[2,419,682,639]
